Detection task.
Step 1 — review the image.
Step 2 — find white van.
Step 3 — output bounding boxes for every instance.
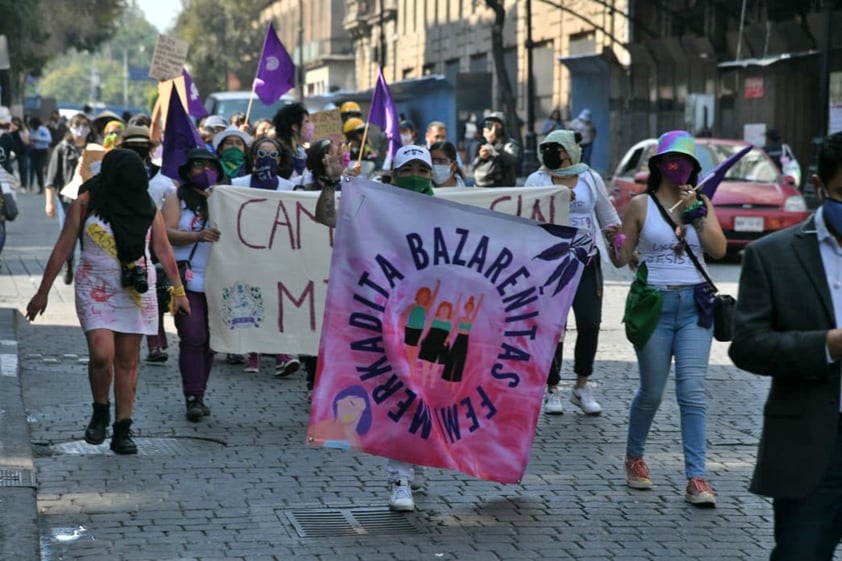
[203,91,298,122]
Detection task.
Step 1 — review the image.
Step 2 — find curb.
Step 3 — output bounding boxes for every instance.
[0,307,39,561]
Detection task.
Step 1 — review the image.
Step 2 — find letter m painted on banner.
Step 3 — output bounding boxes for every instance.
[277,280,316,332]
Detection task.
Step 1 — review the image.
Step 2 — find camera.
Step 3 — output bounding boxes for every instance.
[121,264,149,293]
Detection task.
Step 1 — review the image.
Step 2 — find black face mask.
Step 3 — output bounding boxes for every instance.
[542,149,562,169]
[125,145,151,163]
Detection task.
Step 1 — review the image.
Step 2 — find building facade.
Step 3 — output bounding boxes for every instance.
[261,0,357,96]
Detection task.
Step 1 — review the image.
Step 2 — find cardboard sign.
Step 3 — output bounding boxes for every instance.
[60,144,106,200]
[310,108,343,145]
[149,34,189,81]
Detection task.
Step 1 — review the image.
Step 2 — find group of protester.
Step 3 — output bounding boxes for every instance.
[17,89,842,559]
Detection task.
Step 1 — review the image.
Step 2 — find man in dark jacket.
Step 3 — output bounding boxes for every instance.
[472,111,520,187]
[729,131,842,560]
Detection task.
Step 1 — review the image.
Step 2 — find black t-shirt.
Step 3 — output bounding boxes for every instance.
[0,133,16,173]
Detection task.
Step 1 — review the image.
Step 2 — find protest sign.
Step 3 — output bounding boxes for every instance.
[310,109,343,145]
[306,180,588,483]
[149,34,189,81]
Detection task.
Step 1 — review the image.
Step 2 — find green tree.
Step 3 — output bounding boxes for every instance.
[174,0,270,97]
[0,0,124,103]
[37,3,159,110]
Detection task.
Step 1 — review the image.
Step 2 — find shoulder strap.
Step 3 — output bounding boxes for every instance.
[650,194,719,292]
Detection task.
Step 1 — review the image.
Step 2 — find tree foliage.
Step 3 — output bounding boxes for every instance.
[37,3,159,110]
[174,0,271,97]
[0,0,124,101]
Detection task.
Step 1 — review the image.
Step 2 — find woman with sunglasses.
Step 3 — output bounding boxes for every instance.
[231,137,301,377]
[524,129,621,417]
[231,137,295,191]
[162,149,224,422]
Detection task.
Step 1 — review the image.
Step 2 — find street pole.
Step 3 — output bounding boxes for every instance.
[123,48,128,108]
[522,0,540,175]
[297,0,305,100]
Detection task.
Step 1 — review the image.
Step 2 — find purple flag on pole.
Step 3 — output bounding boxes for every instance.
[367,68,400,160]
[182,69,208,119]
[698,144,754,199]
[253,23,295,105]
[161,85,204,181]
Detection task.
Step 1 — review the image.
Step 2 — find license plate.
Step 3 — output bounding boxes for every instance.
[734,216,764,232]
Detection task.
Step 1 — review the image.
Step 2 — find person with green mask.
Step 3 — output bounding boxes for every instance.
[212,125,252,181]
[313,144,434,512]
[314,144,435,227]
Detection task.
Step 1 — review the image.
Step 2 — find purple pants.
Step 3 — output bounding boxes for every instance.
[174,291,214,400]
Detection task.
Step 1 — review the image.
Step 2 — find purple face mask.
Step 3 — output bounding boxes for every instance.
[659,158,695,186]
[192,168,219,190]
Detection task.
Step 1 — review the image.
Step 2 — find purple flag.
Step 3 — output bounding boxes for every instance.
[182,69,208,119]
[161,85,204,181]
[367,68,400,159]
[699,144,753,199]
[253,23,295,105]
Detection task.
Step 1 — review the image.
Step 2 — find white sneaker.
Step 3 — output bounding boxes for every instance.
[570,386,602,415]
[389,478,415,511]
[543,389,563,415]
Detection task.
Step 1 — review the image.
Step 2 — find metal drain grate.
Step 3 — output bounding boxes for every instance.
[284,507,420,538]
[0,467,36,487]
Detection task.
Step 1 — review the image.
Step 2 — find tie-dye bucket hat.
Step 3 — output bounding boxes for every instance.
[649,130,701,173]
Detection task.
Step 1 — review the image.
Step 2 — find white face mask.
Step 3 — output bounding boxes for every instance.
[432,164,453,185]
[400,133,414,146]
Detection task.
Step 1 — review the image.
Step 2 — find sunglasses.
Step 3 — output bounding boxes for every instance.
[257,149,279,159]
[483,121,498,130]
[190,160,215,170]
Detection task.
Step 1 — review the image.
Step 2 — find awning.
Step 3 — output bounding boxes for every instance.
[558,48,620,74]
[718,50,818,70]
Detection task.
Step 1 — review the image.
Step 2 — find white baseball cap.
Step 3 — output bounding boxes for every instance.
[0,106,11,124]
[393,145,432,170]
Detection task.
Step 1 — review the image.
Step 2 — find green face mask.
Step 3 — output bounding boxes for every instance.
[220,146,246,178]
[393,175,434,196]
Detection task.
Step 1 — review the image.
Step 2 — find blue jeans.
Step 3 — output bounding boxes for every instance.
[626,286,712,478]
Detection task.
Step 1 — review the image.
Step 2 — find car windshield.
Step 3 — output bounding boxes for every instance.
[695,143,779,183]
[210,98,293,122]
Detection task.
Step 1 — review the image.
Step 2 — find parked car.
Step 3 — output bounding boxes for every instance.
[609,137,809,252]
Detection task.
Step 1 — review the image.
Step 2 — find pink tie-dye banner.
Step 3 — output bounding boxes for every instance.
[307,180,590,483]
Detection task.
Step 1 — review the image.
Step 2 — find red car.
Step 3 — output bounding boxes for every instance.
[609,138,809,251]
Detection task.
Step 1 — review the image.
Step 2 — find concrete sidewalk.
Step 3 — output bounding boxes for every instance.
[0,188,827,560]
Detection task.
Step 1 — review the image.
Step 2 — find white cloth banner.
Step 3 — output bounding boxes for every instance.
[206,179,570,355]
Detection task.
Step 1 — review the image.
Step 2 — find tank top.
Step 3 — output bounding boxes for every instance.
[171,201,212,293]
[638,195,707,286]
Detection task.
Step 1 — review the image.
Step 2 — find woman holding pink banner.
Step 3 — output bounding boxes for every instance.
[231,136,301,376]
[524,129,621,416]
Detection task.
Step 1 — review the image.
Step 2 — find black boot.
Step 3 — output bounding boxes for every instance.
[84,402,110,445]
[110,418,138,455]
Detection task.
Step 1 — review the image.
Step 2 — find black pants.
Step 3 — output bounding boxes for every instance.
[546,256,602,386]
[770,417,842,560]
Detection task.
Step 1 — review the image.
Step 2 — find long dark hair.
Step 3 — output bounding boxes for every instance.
[272,102,309,147]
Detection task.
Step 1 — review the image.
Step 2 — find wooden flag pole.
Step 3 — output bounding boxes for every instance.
[356,120,371,166]
[244,82,258,126]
